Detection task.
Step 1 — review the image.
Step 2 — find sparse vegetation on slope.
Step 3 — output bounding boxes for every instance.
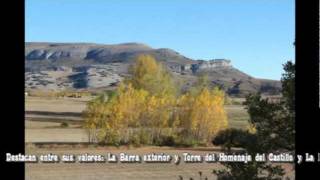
[25,42,281,97]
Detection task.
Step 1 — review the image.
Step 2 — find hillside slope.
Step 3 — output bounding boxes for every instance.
[25,42,281,96]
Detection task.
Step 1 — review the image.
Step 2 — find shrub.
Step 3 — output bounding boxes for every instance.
[60,122,69,128]
[157,135,176,146]
[98,130,121,147]
[177,136,200,147]
[212,128,258,151]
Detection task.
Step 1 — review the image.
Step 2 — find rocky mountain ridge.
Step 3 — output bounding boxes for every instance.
[25,42,281,96]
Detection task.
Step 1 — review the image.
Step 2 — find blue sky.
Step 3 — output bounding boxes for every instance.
[26,0,295,80]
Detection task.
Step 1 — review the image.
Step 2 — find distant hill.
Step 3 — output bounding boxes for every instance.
[25,42,281,97]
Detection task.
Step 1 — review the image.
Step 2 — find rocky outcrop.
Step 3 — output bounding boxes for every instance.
[191,59,232,72]
[168,59,232,74]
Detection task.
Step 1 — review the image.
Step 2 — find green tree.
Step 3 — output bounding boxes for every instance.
[281,61,295,113]
[213,61,295,180]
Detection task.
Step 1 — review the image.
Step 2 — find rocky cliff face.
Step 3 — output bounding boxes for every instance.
[166,59,232,74]
[25,42,281,96]
[191,59,232,72]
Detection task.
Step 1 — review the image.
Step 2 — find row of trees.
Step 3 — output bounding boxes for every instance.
[83,54,228,146]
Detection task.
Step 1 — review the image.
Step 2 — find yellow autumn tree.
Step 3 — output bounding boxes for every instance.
[127,54,177,142]
[175,82,228,143]
[140,94,176,141]
[84,54,177,144]
[175,93,194,131]
[104,83,149,143]
[83,94,110,143]
[128,54,176,97]
[84,54,228,145]
[83,82,149,144]
[109,83,148,128]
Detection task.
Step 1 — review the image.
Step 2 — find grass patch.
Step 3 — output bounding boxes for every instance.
[225,105,250,130]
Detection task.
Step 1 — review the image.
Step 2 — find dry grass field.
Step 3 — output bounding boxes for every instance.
[24,96,295,180]
[25,96,91,113]
[25,146,294,180]
[25,146,222,180]
[224,105,250,129]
